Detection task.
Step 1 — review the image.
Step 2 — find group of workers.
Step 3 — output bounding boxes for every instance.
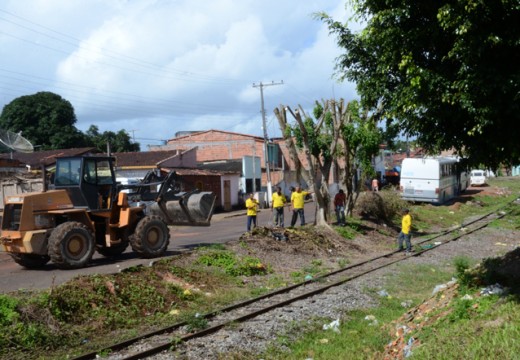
[245,182,414,254]
[245,185,311,231]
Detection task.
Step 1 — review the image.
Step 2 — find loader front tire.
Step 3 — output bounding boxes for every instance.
[10,254,50,268]
[48,222,95,269]
[130,215,170,258]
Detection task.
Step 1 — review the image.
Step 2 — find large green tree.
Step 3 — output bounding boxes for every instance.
[338,100,382,216]
[320,0,519,169]
[0,92,140,152]
[0,92,87,150]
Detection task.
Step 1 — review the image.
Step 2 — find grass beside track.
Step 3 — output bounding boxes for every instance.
[0,177,518,359]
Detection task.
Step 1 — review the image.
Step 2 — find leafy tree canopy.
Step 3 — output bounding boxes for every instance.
[0,91,86,150]
[86,125,140,153]
[0,92,140,152]
[319,0,520,169]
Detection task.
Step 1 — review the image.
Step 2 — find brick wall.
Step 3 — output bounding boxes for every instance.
[166,130,266,164]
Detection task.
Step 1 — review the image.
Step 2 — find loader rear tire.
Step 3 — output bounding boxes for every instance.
[130,215,170,258]
[10,254,50,268]
[48,222,95,269]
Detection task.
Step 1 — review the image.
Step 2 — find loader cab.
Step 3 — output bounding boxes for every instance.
[54,156,116,211]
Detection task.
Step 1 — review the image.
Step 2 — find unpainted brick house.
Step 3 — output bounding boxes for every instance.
[152,129,313,195]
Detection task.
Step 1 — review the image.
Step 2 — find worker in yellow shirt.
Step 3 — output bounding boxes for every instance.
[271,186,287,227]
[397,209,413,254]
[245,193,259,231]
[290,186,312,227]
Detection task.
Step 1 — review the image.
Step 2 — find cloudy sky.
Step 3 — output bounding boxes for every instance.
[0,0,357,149]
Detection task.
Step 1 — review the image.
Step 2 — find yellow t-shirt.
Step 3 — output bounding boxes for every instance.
[272,192,286,208]
[402,214,412,234]
[246,198,258,216]
[291,191,309,209]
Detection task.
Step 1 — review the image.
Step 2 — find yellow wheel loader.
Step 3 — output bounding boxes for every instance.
[0,156,216,269]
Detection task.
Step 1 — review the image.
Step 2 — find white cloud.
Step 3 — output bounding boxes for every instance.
[0,0,355,148]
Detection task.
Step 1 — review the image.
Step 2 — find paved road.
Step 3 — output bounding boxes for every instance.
[0,202,315,293]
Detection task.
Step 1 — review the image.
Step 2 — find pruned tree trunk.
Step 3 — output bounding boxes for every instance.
[274,101,340,228]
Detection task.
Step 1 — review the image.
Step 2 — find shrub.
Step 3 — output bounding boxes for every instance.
[355,189,408,223]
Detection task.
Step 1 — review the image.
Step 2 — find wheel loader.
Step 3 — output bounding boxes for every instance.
[0,156,216,269]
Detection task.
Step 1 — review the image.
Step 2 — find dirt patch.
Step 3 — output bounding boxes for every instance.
[223,224,398,276]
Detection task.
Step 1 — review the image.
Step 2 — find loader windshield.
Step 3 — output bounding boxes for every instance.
[83,159,113,185]
[55,158,81,186]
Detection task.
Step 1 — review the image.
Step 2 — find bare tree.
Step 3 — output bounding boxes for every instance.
[274,100,342,226]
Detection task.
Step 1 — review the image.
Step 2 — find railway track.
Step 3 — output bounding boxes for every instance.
[74,207,510,360]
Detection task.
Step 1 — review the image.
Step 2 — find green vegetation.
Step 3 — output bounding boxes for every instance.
[413,299,520,359]
[0,91,140,151]
[320,1,519,169]
[0,250,272,359]
[260,250,520,360]
[334,220,362,239]
[264,263,455,359]
[356,188,409,223]
[195,248,269,276]
[402,177,520,233]
[0,177,518,359]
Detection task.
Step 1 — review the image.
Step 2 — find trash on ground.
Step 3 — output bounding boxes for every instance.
[404,337,415,358]
[432,284,447,295]
[480,283,505,296]
[377,289,389,297]
[401,300,413,308]
[364,315,378,326]
[323,319,340,333]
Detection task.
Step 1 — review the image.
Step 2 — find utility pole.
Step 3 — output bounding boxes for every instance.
[253,80,283,206]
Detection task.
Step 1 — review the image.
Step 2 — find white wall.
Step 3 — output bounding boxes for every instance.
[221,174,240,206]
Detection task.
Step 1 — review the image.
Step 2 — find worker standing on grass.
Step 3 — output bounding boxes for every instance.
[271,186,287,227]
[334,189,347,226]
[397,209,413,254]
[290,186,312,227]
[246,193,259,232]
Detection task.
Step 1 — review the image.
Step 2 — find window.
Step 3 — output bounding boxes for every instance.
[96,160,114,185]
[55,158,81,185]
[83,159,114,185]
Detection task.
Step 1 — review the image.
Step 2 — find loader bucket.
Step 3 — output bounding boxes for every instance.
[148,191,216,226]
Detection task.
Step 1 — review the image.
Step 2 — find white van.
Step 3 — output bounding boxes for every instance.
[470,170,486,186]
[116,177,141,193]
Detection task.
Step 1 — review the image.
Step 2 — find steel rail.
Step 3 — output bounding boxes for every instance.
[74,203,513,360]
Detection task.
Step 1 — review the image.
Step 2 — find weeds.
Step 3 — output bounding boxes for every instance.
[335,224,358,239]
[184,313,209,332]
[453,256,474,288]
[195,249,269,276]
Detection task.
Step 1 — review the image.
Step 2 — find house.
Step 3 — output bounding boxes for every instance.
[151,129,312,197]
[174,167,240,211]
[0,147,97,172]
[112,148,240,211]
[112,148,196,179]
[0,148,97,208]
[0,147,241,212]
